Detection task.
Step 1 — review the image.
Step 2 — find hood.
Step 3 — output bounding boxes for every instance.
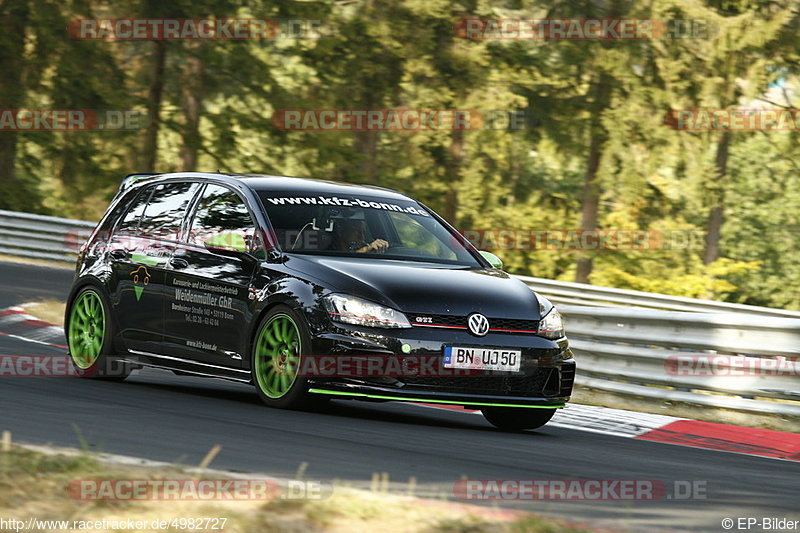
[286,255,540,319]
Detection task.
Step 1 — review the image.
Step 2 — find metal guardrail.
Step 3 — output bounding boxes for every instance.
[561,306,800,417]
[0,210,95,263]
[517,274,800,318]
[0,210,798,416]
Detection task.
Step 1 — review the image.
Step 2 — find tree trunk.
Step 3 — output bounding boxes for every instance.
[444,127,464,223]
[179,52,204,171]
[142,41,167,171]
[506,141,520,206]
[0,0,30,210]
[703,131,730,265]
[575,75,611,284]
[354,130,379,182]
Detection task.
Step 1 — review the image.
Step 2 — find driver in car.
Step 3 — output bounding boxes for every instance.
[332,218,389,253]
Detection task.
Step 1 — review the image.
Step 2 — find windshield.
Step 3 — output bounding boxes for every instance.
[255,191,481,266]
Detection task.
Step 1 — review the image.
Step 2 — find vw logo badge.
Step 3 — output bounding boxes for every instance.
[467,313,490,336]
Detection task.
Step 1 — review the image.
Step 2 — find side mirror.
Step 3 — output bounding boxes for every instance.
[479,250,503,269]
[204,232,249,255]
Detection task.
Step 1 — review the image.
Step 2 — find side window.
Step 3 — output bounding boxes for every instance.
[189,185,256,249]
[138,182,200,240]
[388,212,456,260]
[116,186,156,235]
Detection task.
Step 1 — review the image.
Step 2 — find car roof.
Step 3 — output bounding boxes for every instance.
[136,172,414,202]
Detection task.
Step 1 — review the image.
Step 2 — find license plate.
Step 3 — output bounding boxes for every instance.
[443,347,521,372]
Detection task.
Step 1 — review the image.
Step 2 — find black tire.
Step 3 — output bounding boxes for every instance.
[251,305,321,409]
[480,407,556,431]
[65,286,131,381]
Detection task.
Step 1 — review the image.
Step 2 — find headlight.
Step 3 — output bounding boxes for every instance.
[536,295,565,340]
[323,294,411,329]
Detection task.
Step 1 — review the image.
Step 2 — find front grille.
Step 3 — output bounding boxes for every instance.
[400,368,553,397]
[490,318,539,332]
[410,314,539,334]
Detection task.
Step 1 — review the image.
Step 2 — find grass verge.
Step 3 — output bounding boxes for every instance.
[0,254,73,270]
[20,299,67,327]
[0,444,596,533]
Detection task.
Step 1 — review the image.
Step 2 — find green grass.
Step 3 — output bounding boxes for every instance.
[0,445,597,533]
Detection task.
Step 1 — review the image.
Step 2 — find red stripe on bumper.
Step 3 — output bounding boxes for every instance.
[418,403,478,412]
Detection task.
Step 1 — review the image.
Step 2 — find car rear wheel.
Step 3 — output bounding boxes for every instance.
[251,305,320,409]
[480,407,556,431]
[66,287,130,380]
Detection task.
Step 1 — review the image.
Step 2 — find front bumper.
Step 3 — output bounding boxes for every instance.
[304,309,575,408]
[307,378,572,408]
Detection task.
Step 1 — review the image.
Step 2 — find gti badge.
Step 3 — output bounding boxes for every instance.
[467,312,489,336]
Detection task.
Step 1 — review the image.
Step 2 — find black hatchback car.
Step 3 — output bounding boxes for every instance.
[66,172,575,430]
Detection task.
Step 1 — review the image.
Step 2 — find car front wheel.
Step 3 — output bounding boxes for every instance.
[251,305,320,409]
[480,407,556,431]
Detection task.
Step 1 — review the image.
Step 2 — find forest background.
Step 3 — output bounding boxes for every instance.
[1,0,798,309]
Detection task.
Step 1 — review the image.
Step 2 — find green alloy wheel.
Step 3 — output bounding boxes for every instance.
[254,313,301,398]
[68,289,107,370]
[66,287,130,380]
[251,306,321,409]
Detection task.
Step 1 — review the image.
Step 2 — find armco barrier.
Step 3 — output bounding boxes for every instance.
[517,274,800,318]
[0,209,95,262]
[561,306,800,416]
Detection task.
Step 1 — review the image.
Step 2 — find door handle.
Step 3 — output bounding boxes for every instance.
[109,249,129,260]
[169,258,189,269]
